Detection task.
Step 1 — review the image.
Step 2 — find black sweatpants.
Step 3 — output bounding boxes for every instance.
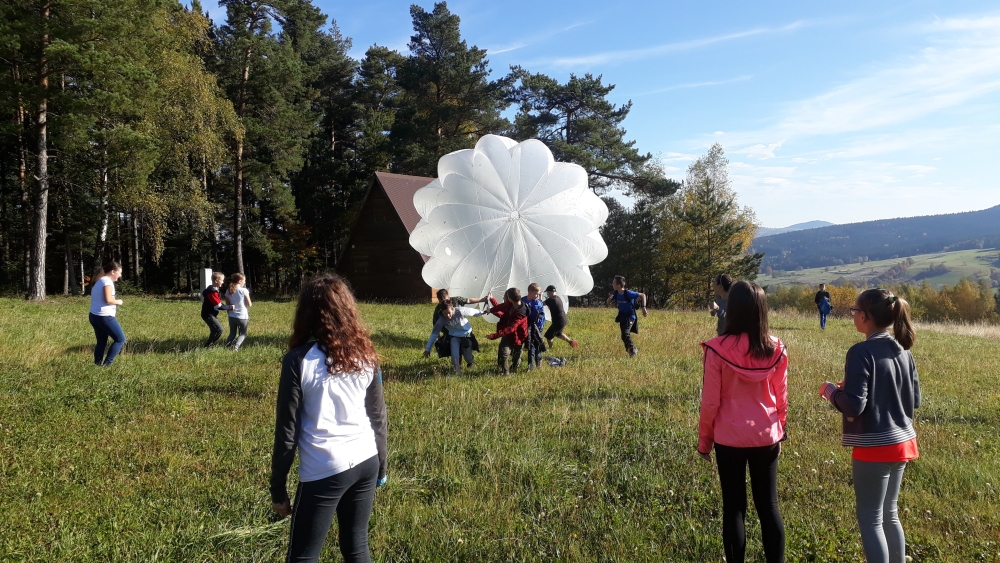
[286,455,379,563]
[202,313,224,347]
[618,317,637,352]
[714,443,785,563]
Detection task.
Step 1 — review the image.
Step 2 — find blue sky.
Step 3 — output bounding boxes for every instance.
[199,1,1000,228]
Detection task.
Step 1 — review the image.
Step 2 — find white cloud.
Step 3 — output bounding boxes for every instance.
[640,75,752,95]
[733,141,785,160]
[487,22,591,54]
[899,164,936,174]
[533,21,807,68]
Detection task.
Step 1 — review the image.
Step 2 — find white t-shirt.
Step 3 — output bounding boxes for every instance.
[297,343,379,483]
[225,287,250,319]
[89,276,117,316]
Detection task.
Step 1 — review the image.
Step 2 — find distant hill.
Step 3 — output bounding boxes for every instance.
[757,220,835,238]
[754,205,1000,271]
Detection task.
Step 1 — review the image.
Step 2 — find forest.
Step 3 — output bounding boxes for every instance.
[753,204,1000,271]
[1,0,686,299]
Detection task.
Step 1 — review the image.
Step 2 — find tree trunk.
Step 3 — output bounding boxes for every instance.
[93,157,109,270]
[131,211,140,285]
[234,41,253,276]
[66,231,78,296]
[27,3,51,301]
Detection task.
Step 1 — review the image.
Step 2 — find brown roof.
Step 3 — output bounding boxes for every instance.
[375,172,435,235]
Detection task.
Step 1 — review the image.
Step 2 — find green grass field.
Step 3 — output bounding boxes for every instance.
[767,248,1000,288]
[1,297,998,562]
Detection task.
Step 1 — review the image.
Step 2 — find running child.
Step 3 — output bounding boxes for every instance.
[605,275,647,357]
[521,283,547,368]
[432,288,488,325]
[543,285,577,349]
[486,288,529,375]
[225,273,252,350]
[88,259,127,366]
[423,298,486,373]
[201,271,230,347]
[819,289,919,563]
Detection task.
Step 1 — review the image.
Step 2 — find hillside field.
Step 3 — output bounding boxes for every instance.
[1,298,998,562]
[765,248,1000,288]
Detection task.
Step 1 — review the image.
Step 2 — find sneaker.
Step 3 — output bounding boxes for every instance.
[571,339,579,349]
[628,346,638,358]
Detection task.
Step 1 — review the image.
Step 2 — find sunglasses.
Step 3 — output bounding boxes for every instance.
[849,307,864,316]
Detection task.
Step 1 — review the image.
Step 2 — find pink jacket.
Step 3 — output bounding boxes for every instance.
[698,333,788,453]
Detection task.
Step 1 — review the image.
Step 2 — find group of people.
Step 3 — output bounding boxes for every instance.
[86,261,253,367]
[697,277,920,563]
[200,271,252,351]
[423,283,578,375]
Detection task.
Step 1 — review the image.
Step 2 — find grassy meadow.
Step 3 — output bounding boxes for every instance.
[1,297,998,562]
[767,248,999,288]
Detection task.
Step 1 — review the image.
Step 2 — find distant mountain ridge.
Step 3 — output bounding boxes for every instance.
[757,220,835,238]
[753,205,1000,271]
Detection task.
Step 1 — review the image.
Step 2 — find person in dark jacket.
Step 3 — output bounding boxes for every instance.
[543,285,577,349]
[200,271,230,347]
[270,273,388,563]
[814,284,832,330]
[709,274,733,336]
[819,288,919,563]
[487,288,529,375]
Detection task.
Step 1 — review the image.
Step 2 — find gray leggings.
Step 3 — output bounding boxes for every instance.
[853,459,907,563]
[227,317,248,350]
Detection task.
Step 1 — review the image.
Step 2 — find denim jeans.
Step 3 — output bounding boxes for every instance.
[89,313,126,366]
[449,336,474,372]
[286,455,378,563]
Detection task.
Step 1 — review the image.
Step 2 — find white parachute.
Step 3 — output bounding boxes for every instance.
[408,135,609,314]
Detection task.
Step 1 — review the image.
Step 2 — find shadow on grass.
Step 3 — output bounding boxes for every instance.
[371,331,426,349]
[172,381,271,400]
[66,334,290,355]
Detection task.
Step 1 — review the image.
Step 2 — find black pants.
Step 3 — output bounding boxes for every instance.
[287,455,379,563]
[497,334,523,374]
[714,443,785,563]
[202,313,224,347]
[618,317,637,351]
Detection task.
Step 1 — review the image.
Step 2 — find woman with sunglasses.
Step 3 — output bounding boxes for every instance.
[819,289,920,563]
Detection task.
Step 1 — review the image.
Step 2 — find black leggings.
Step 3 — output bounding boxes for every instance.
[714,443,785,563]
[287,455,378,563]
[202,313,224,347]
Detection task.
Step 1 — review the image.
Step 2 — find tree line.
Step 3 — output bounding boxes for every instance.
[1,0,758,304]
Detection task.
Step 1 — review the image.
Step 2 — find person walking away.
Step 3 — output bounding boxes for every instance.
[815,283,832,330]
[521,283,547,369]
[201,271,230,347]
[270,273,388,563]
[606,275,647,357]
[819,289,919,563]
[486,288,529,375]
[698,280,787,563]
[423,298,485,373]
[709,274,733,336]
[543,285,578,349]
[225,273,252,350]
[88,259,127,366]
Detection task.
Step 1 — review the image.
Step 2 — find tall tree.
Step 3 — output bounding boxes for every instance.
[510,69,676,198]
[657,144,761,306]
[391,2,510,176]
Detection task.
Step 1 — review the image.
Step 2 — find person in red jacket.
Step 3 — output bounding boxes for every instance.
[697,280,788,563]
[487,288,529,375]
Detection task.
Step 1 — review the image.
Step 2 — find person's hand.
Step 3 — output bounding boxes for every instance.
[836,380,845,390]
[377,475,387,488]
[272,501,292,517]
[709,301,719,312]
[422,350,430,358]
[117,299,124,306]
[698,450,712,462]
[641,307,648,318]
[818,382,837,401]
[487,333,498,340]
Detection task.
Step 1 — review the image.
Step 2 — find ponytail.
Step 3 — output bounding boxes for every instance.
[891,295,915,350]
[857,288,916,350]
[227,273,245,295]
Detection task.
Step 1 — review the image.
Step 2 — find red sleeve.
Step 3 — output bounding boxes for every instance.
[206,290,222,307]
[698,345,723,454]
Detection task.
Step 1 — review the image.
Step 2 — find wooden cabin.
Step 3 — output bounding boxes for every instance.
[337,172,436,301]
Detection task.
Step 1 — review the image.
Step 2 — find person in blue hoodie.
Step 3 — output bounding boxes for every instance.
[521,283,547,369]
[815,284,833,330]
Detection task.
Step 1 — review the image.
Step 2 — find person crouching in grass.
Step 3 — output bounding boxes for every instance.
[270,273,388,563]
[698,280,788,563]
[486,288,529,375]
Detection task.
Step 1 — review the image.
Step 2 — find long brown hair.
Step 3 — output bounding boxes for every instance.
[857,288,915,350]
[90,259,121,289]
[722,280,775,359]
[289,273,378,373]
[227,273,245,295]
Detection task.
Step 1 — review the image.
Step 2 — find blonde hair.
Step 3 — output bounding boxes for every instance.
[227,273,245,295]
[212,271,225,284]
[527,283,541,293]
